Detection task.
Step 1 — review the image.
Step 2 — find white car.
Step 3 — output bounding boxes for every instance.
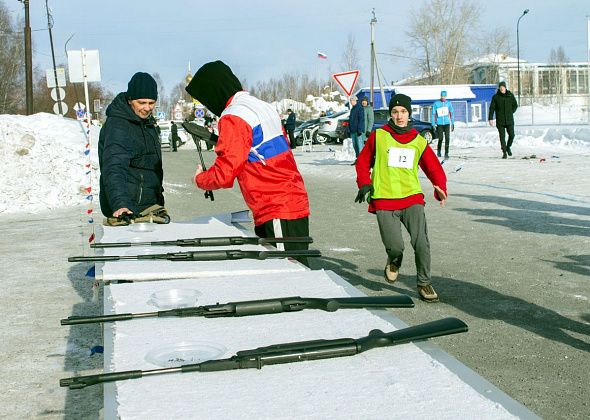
[317,110,350,143]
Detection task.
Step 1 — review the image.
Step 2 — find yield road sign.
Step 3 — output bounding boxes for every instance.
[332,70,360,96]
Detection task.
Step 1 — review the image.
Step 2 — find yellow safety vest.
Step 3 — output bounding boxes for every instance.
[372,128,427,199]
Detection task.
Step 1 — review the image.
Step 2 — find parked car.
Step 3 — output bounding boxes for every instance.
[335,109,437,144]
[317,110,349,143]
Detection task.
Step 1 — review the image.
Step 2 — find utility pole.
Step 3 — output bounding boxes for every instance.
[516,9,529,104]
[20,0,34,115]
[369,9,387,109]
[45,0,63,115]
[370,9,376,106]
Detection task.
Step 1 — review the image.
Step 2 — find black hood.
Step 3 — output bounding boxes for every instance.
[185,61,242,117]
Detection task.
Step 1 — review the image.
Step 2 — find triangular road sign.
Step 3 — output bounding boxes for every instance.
[332,70,360,96]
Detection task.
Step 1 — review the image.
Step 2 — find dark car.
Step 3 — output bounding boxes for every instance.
[336,109,437,144]
[294,118,321,145]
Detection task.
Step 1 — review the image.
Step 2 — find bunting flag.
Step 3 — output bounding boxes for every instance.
[88,232,95,243]
[317,51,328,59]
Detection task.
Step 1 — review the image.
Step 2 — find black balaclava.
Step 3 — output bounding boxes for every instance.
[185,61,243,117]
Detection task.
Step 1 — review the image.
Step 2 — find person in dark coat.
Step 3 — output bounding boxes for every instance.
[285,108,297,149]
[170,121,180,152]
[98,72,165,220]
[488,81,518,159]
[349,95,366,160]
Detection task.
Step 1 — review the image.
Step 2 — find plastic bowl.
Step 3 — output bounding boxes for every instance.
[127,223,156,232]
[145,341,227,367]
[148,288,201,309]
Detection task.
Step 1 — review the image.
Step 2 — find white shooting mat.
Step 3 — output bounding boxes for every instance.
[94,214,307,281]
[102,270,536,420]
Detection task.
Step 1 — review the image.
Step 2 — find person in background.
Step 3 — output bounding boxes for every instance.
[488,81,518,159]
[170,121,180,152]
[355,93,447,302]
[285,108,297,149]
[185,60,311,265]
[361,97,374,139]
[98,72,168,224]
[349,95,365,163]
[431,90,454,159]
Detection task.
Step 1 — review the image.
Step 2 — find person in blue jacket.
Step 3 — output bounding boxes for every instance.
[98,72,165,222]
[349,95,365,161]
[431,90,454,159]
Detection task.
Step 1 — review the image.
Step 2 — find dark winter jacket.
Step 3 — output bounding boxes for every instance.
[488,89,518,126]
[285,112,296,130]
[349,103,365,134]
[98,92,164,217]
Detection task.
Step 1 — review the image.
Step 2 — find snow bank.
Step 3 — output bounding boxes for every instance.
[0,113,99,214]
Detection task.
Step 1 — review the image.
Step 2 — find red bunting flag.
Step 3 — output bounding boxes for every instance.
[88,233,95,243]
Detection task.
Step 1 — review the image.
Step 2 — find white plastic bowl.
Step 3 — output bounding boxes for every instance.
[148,288,201,310]
[127,223,156,232]
[145,341,227,367]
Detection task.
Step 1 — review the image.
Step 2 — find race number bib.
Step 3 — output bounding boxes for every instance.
[436,106,449,117]
[388,147,415,169]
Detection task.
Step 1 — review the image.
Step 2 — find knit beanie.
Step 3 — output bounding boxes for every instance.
[498,81,507,88]
[388,93,412,115]
[126,72,158,100]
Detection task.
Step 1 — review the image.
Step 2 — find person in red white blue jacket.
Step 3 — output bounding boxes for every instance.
[185,61,311,264]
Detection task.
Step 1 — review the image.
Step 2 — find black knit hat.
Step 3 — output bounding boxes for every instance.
[126,72,158,100]
[388,93,412,115]
[185,61,243,117]
[498,81,507,88]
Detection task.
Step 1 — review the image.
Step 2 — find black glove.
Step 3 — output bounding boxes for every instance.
[355,184,374,203]
[357,132,362,136]
[365,132,371,137]
[451,124,455,132]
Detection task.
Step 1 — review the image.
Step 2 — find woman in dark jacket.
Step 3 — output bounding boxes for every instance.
[488,81,518,159]
[98,72,164,219]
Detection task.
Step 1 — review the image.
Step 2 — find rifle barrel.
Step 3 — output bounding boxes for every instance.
[89,236,314,249]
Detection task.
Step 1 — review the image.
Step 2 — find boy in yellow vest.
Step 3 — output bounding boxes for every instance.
[355,94,447,302]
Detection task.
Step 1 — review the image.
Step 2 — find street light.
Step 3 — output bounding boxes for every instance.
[517,8,530,104]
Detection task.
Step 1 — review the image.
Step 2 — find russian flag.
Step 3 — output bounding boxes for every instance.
[317,51,327,59]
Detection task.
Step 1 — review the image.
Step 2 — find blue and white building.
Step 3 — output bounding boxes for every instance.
[354,84,497,125]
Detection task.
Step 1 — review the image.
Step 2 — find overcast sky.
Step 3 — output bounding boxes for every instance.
[5,0,590,98]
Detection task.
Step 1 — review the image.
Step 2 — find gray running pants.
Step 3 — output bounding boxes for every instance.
[376,205,431,286]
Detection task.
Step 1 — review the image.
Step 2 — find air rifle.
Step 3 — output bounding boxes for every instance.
[61,295,415,325]
[68,249,321,263]
[60,317,468,389]
[90,236,313,249]
[182,121,214,201]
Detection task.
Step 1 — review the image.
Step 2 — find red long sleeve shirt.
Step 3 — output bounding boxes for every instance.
[355,124,447,213]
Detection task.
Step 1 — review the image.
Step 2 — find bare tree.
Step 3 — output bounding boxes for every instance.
[406,0,480,84]
[0,1,25,113]
[473,27,513,83]
[548,46,569,100]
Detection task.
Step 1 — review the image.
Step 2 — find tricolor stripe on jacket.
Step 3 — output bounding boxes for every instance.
[221,91,290,164]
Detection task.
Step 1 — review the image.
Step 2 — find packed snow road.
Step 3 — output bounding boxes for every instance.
[0,138,588,419]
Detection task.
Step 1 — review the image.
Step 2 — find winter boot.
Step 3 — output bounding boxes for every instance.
[502,151,507,159]
[384,259,399,283]
[417,284,439,302]
[506,147,512,156]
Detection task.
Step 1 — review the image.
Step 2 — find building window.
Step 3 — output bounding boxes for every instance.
[567,69,589,94]
[508,69,533,96]
[538,70,559,95]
